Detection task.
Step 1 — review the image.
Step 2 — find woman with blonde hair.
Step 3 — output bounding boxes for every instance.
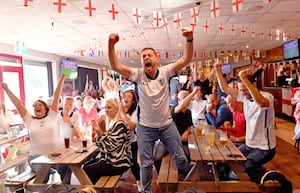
[83,98,131,184]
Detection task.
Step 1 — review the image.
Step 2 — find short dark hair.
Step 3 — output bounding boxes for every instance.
[141,47,157,56]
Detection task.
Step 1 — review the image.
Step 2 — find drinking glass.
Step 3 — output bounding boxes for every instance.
[220,131,228,149]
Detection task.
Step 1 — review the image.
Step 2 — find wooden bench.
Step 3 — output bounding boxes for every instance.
[25,175,121,193]
[4,169,36,192]
[157,154,179,192]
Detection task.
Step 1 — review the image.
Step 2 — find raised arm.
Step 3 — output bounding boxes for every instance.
[172,28,194,73]
[214,61,238,97]
[238,69,269,107]
[108,33,131,79]
[50,74,66,112]
[174,86,200,114]
[1,83,27,118]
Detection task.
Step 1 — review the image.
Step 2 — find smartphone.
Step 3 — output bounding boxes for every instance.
[75,149,88,153]
[50,153,61,157]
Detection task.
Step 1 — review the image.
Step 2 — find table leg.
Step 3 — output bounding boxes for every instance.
[33,165,51,183]
[69,165,93,185]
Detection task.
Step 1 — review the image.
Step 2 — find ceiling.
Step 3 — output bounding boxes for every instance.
[0,0,300,68]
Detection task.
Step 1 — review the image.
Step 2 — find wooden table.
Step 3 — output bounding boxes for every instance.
[158,128,262,193]
[25,139,102,192]
[181,128,260,192]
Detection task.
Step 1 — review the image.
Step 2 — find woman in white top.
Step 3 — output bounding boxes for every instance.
[102,75,120,100]
[1,74,65,177]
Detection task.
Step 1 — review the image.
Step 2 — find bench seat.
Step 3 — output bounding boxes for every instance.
[25,175,121,193]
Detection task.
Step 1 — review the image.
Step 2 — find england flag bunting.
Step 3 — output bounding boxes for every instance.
[251,26,255,38]
[132,8,142,24]
[260,30,265,39]
[173,13,182,28]
[153,11,162,27]
[190,7,199,25]
[149,23,157,34]
[263,0,272,3]
[138,28,146,39]
[219,22,224,35]
[230,24,236,36]
[283,32,287,41]
[162,18,169,32]
[210,0,220,18]
[232,0,243,13]
[241,25,246,37]
[204,20,209,33]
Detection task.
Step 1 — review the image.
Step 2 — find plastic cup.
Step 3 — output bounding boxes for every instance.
[64,138,70,148]
[207,131,215,147]
[195,127,202,139]
[82,139,87,148]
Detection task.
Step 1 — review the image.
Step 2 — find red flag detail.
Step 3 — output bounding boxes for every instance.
[108,4,119,20]
[24,0,33,6]
[53,0,66,13]
[84,0,96,17]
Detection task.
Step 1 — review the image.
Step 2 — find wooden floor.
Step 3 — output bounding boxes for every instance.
[116,116,300,193]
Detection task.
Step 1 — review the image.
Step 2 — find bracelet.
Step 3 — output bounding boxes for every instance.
[187,39,193,42]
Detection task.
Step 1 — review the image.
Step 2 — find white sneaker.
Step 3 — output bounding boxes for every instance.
[136,180,143,192]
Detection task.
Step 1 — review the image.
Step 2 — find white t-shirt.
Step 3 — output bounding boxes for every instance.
[238,91,276,150]
[57,110,81,144]
[23,109,61,155]
[129,64,175,128]
[127,109,137,143]
[189,99,207,124]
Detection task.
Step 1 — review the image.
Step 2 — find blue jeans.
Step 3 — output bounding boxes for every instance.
[239,144,276,172]
[137,122,190,193]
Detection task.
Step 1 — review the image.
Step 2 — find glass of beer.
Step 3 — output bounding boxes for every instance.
[207,131,215,147]
[220,131,228,149]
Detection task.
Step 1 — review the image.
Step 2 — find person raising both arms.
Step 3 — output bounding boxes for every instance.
[108,27,194,193]
[213,61,276,173]
[1,74,66,181]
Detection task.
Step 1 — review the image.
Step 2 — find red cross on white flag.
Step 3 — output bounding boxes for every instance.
[84,0,96,17]
[251,26,255,38]
[230,24,236,36]
[24,0,33,6]
[210,0,220,18]
[138,28,146,39]
[260,30,265,39]
[149,23,157,34]
[287,33,291,41]
[132,8,142,24]
[267,30,272,40]
[53,0,67,13]
[283,32,287,41]
[153,11,162,27]
[232,0,243,13]
[204,20,209,33]
[129,31,136,40]
[263,0,272,3]
[108,3,119,20]
[241,25,246,37]
[251,59,261,71]
[190,7,199,24]
[219,22,224,35]
[190,23,196,32]
[162,18,169,32]
[276,30,280,41]
[173,13,182,28]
